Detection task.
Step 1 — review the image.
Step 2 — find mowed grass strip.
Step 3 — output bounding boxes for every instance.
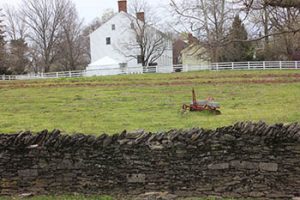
[0,70,299,135]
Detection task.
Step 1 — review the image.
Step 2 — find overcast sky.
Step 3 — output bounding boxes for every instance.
[0,0,169,24]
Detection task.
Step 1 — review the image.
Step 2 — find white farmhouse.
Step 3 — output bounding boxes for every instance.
[87,0,173,76]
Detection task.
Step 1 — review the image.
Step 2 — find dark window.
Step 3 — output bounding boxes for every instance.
[112,24,115,30]
[137,55,142,64]
[119,63,127,68]
[149,62,158,66]
[106,37,111,45]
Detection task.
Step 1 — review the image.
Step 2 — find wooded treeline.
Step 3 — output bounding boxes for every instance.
[171,0,300,62]
[0,0,115,75]
[0,0,299,74]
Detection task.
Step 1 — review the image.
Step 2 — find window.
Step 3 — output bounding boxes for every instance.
[112,24,115,30]
[119,63,127,68]
[137,55,142,64]
[119,63,127,73]
[106,37,111,45]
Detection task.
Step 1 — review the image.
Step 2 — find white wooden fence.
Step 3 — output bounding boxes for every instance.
[0,61,299,81]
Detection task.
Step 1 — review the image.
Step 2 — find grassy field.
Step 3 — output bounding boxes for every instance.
[0,70,299,135]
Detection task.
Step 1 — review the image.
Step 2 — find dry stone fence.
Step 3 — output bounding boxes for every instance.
[0,122,300,199]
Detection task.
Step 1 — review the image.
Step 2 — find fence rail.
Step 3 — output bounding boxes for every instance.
[1,61,299,81]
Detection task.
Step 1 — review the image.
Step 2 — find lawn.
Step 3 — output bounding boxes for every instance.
[0,70,299,135]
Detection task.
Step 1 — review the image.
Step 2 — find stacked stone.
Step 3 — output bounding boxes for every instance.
[0,122,299,199]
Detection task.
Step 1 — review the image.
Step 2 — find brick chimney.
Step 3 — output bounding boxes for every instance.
[118,0,127,13]
[136,12,145,22]
[188,33,197,45]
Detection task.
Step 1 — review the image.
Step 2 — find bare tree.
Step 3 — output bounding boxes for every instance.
[116,0,169,67]
[237,0,300,37]
[21,0,72,72]
[170,0,233,62]
[3,5,28,41]
[2,6,30,74]
[265,0,300,8]
[27,44,43,73]
[56,3,88,71]
[171,0,299,61]
[268,7,300,59]
[242,0,300,8]
[240,0,300,59]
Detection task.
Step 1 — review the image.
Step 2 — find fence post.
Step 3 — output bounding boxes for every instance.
[185,64,189,72]
[69,71,72,77]
[248,62,250,70]
[279,61,282,70]
[2,74,4,80]
[263,61,266,70]
[297,61,299,69]
[231,62,234,70]
[295,61,297,69]
[56,72,59,78]
[216,63,219,71]
[41,72,44,78]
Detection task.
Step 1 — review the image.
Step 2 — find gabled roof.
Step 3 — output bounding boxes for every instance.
[90,11,171,40]
[90,11,139,37]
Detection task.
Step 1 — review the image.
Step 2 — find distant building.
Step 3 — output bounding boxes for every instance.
[181,34,210,68]
[87,0,173,75]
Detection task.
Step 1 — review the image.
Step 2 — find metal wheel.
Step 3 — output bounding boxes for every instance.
[210,109,221,115]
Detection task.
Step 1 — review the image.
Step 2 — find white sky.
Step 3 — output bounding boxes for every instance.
[0,0,169,24]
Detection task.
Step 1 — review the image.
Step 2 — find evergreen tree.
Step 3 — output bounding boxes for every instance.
[9,39,29,74]
[222,15,253,62]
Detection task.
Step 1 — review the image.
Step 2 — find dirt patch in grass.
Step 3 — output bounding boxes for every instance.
[0,70,299,89]
[1,76,300,89]
[171,72,300,80]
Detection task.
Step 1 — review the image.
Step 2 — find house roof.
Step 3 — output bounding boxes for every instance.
[90,11,170,40]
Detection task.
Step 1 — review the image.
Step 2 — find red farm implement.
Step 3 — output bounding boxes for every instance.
[182,89,221,115]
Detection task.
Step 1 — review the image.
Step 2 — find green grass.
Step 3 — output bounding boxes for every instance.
[0,70,299,135]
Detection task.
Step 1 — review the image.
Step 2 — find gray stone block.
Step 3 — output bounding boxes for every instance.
[127,174,146,183]
[259,162,278,172]
[18,169,38,177]
[230,160,258,170]
[208,163,229,170]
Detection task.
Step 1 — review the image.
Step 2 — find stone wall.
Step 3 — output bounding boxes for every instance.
[0,122,300,199]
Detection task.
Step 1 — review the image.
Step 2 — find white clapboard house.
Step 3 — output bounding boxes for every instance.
[86,0,173,76]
